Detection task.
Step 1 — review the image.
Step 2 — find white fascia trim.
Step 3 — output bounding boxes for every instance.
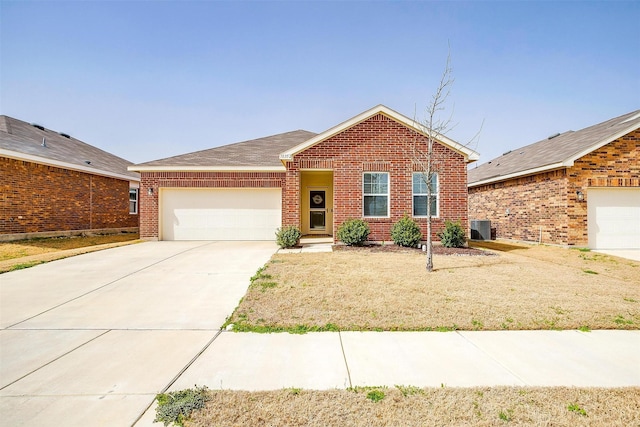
[468,162,565,188]
[564,122,640,165]
[1,148,140,182]
[128,165,286,172]
[279,104,480,163]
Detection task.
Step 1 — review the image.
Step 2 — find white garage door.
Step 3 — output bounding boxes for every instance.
[161,188,282,241]
[587,188,640,249]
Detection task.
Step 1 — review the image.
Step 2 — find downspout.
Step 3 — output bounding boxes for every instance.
[89,175,93,230]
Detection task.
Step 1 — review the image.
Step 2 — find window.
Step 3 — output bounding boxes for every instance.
[129,188,138,214]
[363,172,389,217]
[413,172,438,217]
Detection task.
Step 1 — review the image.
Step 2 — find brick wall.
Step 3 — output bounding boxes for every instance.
[284,114,470,242]
[468,170,569,244]
[468,129,640,246]
[0,157,138,235]
[139,171,286,239]
[567,129,640,244]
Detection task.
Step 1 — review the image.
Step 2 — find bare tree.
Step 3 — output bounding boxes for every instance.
[411,51,480,272]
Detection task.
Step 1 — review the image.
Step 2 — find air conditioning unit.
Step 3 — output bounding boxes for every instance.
[470,220,491,241]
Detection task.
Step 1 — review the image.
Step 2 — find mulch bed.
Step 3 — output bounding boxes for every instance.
[333,243,494,256]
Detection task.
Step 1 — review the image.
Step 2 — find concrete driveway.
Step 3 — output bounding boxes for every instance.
[0,241,278,427]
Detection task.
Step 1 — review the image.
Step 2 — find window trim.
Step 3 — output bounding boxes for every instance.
[412,172,439,218]
[129,188,139,215]
[362,172,390,218]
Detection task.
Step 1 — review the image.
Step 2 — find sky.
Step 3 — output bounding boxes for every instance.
[1,0,638,165]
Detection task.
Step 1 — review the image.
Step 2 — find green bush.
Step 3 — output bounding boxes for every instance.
[337,219,370,246]
[275,225,302,248]
[390,216,422,247]
[438,220,466,248]
[154,386,210,427]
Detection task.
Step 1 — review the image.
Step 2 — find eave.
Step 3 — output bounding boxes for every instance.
[129,165,286,173]
[2,148,139,182]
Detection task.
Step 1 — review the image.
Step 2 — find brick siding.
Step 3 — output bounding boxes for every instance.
[468,129,640,246]
[284,114,470,242]
[1,157,138,235]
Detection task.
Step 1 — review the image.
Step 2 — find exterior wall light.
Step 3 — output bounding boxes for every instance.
[147,187,154,196]
[576,190,584,202]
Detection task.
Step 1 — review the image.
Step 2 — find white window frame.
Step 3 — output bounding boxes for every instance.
[363,172,389,218]
[129,188,139,214]
[412,172,439,218]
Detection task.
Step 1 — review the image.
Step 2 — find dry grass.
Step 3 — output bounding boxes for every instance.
[188,386,640,426]
[0,233,141,273]
[228,242,640,331]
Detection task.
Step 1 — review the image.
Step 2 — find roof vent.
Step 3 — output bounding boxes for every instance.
[547,132,561,140]
[85,160,91,165]
[31,123,45,131]
[41,137,47,147]
[502,150,512,156]
[59,132,71,139]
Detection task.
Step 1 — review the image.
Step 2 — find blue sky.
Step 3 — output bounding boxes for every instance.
[1,0,638,165]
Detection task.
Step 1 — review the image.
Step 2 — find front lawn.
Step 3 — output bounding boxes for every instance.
[185,386,639,427]
[226,242,640,332]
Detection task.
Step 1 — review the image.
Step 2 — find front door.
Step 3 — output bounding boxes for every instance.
[309,190,327,232]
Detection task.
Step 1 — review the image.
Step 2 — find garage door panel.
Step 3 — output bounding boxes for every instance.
[588,188,640,249]
[161,188,281,241]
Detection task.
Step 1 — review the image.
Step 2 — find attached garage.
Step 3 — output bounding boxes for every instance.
[587,188,640,249]
[160,188,282,241]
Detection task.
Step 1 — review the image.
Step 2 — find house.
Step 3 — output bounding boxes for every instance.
[468,110,640,249]
[130,105,479,242]
[0,115,140,241]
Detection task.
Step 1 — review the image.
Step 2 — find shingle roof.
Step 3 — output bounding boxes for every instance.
[0,115,139,181]
[468,110,640,186]
[132,130,317,170]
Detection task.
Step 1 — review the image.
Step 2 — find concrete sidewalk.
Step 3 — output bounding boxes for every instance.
[164,329,640,391]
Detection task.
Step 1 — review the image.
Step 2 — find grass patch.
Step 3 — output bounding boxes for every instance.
[225,243,640,331]
[567,402,588,416]
[8,260,46,271]
[187,387,640,426]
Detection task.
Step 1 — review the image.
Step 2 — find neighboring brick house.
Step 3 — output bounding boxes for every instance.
[468,110,640,249]
[130,105,479,242]
[0,116,140,240]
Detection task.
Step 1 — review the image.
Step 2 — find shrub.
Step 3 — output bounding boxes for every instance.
[155,386,210,427]
[275,225,302,248]
[337,219,370,246]
[438,220,466,248]
[390,216,422,247]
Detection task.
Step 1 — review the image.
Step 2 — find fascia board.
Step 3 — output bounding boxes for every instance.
[467,163,565,188]
[129,165,286,173]
[279,104,480,163]
[1,148,140,182]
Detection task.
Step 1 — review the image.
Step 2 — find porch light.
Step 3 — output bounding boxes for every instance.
[147,187,154,196]
[576,190,584,202]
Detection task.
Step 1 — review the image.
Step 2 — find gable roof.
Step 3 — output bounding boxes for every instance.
[0,115,139,182]
[130,130,317,172]
[279,104,480,163]
[468,109,640,187]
